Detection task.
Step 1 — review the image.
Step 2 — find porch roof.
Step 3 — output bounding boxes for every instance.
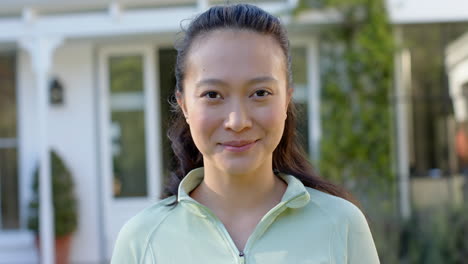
[0,0,347,44]
[0,0,196,16]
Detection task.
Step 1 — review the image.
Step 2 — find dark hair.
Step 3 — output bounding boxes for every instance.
[165,4,356,205]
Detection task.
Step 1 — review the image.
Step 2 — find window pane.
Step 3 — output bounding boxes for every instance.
[0,53,16,138]
[291,47,310,155]
[158,48,177,192]
[109,55,147,197]
[0,52,18,230]
[0,150,19,230]
[109,56,144,93]
[291,47,307,85]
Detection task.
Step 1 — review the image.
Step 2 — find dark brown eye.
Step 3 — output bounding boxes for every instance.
[254,90,271,97]
[202,91,221,99]
[208,92,218,98]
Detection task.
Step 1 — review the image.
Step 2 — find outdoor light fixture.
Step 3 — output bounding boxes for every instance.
[49,78,64,105]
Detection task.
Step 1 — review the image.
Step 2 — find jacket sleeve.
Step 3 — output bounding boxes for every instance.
[346,207,380,264]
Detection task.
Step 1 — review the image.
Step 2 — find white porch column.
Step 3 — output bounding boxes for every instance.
[394,27,412,220]
[19,35,63,264]
[307,37,322,163]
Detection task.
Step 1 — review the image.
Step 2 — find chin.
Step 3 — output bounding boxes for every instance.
[215,159,260,176]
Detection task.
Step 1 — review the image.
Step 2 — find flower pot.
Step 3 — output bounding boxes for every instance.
[35,234,73,264]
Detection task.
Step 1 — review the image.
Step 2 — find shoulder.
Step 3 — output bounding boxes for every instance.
[304,187,369,231]
[118,196,177,240]
[303,187,380,262]
[111,196,176,262]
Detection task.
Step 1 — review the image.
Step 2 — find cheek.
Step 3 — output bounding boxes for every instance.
[188,107,220,142]
[257,104,287,134]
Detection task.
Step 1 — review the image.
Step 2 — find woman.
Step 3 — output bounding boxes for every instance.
[112,4,380,263]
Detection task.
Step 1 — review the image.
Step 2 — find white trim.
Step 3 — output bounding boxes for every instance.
[290,36,321,160]
[108,3,122,22]
[110,92,145,111]
[287,0,299,8]
[146,46,162,200]
[0,138,17,148]
[293,8,343,25]
[98,45,113,260]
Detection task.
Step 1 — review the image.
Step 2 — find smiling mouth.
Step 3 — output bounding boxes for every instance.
[220,139,259,152]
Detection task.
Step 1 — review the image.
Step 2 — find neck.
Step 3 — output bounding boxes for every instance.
[190,162,287,217]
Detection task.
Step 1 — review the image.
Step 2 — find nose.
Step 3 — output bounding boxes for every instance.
[224,101,252,132]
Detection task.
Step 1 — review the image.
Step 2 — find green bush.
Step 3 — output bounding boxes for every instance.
[297,0,398,261]
[28,150,78,237]
[400,206,468,264]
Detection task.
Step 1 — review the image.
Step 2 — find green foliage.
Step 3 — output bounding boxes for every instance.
[28,150,78,237]
[400,207,468,263]
[295,0,398,262]
[310,0,395,185]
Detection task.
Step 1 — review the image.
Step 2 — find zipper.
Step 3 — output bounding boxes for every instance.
[239,251,246,264]
[183,192,307,264]
[242,192,307,253]
[183,200,242,259]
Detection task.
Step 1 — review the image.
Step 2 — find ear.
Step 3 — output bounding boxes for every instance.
[176,91,188,119]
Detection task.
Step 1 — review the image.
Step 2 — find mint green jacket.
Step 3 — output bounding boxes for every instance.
[111,168,380,263]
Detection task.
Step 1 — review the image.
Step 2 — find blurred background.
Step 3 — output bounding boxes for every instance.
[0,0,467,263]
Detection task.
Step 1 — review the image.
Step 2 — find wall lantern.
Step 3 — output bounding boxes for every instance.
[49,78,64,105]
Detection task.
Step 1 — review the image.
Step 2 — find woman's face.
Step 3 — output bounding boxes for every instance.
[177,29,292,176]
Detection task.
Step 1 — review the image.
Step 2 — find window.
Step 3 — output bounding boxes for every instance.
[401,22,468,177]
[108,55,148,197]
[0,52,19,229]
[291,47,310,155]
[157,48,177,191]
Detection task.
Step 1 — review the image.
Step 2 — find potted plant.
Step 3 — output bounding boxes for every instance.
[28,150,78,264]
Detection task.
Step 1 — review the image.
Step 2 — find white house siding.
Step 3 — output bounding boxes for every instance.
[448,61,468,123]
[18,41,102,263]
[387,0,468,23]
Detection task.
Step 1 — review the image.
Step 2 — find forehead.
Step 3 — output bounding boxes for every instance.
[184,29,286,85]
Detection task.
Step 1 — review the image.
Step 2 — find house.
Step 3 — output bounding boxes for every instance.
[388,0,468,213]
[0,0,467,263]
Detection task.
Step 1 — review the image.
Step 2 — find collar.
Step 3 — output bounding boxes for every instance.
[177,167,311,217]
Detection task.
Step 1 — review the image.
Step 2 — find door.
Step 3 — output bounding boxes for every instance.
[98,45,162,259]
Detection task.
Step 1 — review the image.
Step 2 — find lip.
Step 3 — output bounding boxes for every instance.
[220,139,259,153]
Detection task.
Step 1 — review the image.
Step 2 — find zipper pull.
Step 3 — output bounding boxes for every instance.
[239,251,245,264]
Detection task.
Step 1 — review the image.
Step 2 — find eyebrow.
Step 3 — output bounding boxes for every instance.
[195,76,278,89]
